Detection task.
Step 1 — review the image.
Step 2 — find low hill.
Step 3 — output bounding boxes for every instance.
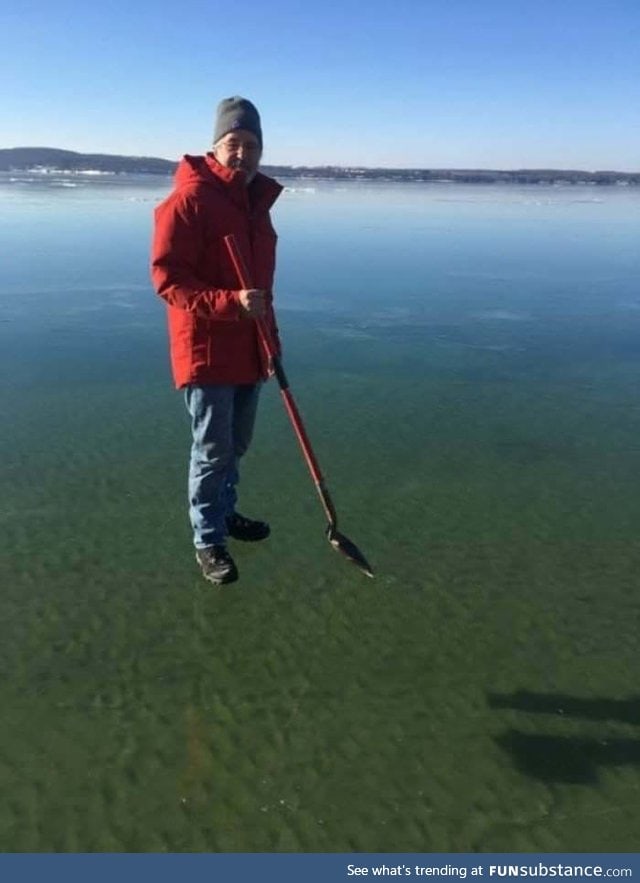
[0,147,174,175]
[1,147,638,185]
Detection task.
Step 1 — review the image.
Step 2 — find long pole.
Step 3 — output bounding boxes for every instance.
[223,234,373,577]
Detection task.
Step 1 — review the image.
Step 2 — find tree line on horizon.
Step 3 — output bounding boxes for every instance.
[1,147,638,185]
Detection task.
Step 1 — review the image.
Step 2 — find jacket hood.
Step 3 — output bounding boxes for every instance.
[173,154,282,209]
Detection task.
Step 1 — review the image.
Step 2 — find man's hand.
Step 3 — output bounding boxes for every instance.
[238,289,266,319]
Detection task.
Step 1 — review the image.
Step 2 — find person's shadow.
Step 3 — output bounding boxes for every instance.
[487,690,640,784]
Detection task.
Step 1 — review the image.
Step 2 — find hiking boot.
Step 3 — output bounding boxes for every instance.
[226,512,270,542]
[195,545,238,585]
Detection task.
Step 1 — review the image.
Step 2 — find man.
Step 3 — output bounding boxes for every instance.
[151,97,283,586]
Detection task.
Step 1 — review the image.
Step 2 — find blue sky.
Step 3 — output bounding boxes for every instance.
[2,0,639,170]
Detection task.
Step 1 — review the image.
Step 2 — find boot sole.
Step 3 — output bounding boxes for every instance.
[195,553,239,585]
[200,568,239,585]
[227,528,271,542]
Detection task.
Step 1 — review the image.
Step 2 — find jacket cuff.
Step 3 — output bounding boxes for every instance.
[200,288,243,320]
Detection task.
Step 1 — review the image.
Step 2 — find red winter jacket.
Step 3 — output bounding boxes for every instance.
[151,153,283,387]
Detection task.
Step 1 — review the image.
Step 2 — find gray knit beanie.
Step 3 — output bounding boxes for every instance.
[213,97,263,149]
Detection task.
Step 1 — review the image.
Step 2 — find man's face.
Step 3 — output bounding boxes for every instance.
[213,129,262,183]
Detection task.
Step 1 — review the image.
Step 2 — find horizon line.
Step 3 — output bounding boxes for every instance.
[1,146,638,176]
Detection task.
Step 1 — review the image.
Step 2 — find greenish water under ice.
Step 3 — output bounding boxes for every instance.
[1,173,639,851]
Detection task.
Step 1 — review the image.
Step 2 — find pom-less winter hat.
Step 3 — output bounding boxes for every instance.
[213,97,263,149]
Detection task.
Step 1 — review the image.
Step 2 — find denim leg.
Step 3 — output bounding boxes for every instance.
[184,384,261,549]
[221,383,262,517]
[185,385,234,549]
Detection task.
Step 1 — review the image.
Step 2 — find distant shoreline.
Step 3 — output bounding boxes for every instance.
[1,147,638,185]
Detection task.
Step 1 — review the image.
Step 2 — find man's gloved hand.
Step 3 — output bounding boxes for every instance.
[238,289,266,319]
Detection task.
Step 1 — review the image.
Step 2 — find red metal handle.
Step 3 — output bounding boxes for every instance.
[223,235,277,360]
[223,234,330,500]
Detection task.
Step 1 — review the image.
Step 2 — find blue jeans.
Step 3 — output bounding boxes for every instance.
[184,383,261,549]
